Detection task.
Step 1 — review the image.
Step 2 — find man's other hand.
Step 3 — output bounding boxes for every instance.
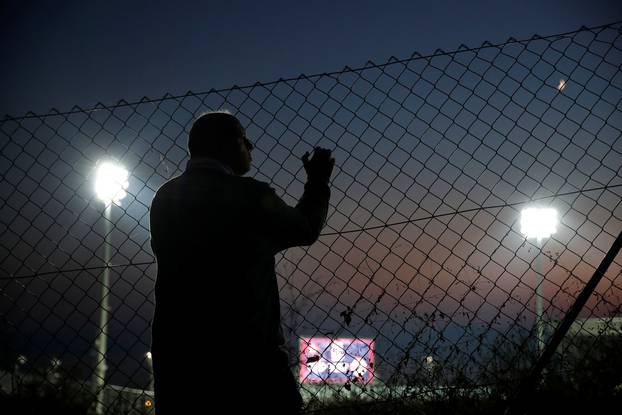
[302,147,335,184]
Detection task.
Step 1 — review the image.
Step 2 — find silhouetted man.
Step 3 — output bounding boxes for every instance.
[149,111,334,414]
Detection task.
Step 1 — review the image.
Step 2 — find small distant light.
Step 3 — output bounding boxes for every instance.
[557,79,566,92]
[144,399,153,407]
[145,352,152,360]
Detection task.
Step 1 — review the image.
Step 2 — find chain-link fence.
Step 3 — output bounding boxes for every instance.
[1,21,622,414]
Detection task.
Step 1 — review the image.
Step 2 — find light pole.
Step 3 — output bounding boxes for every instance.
[145,351,154,392]
[13,355,27,393]
[94,161,129,415]
[520,207,558,356]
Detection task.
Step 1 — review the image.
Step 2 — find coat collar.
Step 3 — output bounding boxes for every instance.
[186,157,234,175]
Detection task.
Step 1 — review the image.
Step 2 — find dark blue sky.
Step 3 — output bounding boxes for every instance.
[1,0,620,116]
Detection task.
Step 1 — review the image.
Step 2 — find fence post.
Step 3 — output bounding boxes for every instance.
[506,230,622,415]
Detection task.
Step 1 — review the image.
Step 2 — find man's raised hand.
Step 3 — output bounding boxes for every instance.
[301,147,335,184]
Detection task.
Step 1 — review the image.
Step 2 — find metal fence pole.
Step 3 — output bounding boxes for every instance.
[506,230,622,415]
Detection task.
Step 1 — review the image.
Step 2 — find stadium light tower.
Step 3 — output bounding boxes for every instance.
[93,161,129,415]
[520,207,558,356]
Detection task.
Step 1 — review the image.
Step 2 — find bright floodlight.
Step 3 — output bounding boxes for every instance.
[95,161,129,206]
[520,207,558,241]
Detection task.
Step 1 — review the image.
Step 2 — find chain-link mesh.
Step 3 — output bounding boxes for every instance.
[1,21,622,414]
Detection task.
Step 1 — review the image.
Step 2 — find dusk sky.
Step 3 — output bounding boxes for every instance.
[1,0,620,116]
[1,0,621,396]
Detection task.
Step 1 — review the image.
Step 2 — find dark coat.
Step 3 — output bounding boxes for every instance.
[149,157,330,413]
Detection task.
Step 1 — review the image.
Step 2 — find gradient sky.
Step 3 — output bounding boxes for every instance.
[1,0,621,390]
[1,0,621,116]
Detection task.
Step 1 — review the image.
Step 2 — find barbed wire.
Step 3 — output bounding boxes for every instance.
[2,20,621,122]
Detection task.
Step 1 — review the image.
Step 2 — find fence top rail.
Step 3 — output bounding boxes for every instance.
[2,20,621,122]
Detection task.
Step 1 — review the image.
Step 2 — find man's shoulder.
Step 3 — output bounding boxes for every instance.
[152,174,273,201]
[240,176,273,192]
[152,175,183,198]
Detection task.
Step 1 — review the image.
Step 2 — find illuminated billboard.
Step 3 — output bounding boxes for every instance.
[299,337,375,383]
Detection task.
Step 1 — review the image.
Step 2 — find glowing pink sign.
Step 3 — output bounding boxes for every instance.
[299,337,375,383]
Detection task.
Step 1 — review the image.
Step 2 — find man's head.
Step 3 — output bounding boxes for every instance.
[188,111,253,176]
